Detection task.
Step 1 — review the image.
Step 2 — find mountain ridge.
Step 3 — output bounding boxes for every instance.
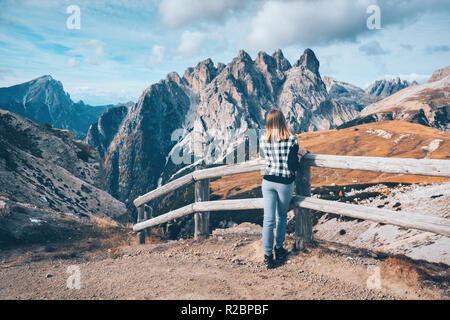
[0,75,123,137]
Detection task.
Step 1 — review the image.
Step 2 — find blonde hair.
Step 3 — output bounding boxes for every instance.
[265,109,291,143]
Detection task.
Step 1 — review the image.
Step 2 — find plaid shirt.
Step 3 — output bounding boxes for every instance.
[261,135,298,179]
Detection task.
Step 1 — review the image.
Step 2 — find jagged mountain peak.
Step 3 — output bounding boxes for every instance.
[0,75,112,137]
[294,48,320,75]
[428,65,450,83]
[236,49,253,62]
[272,49,291,72]
[34,74,53,81]
[255,50,277,71]
[182,58,218,92]
[365,77,417,98]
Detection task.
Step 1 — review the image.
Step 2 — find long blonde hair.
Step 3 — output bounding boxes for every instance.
[265,109,291,143]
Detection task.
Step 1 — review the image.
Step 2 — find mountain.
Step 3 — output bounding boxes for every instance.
[323,76,380,111]
[365,77,418,98]
[0,109,128,243]
[428,66,450,83]
[94,48,363,205]
[337,67,449,131]
[0,75,115,137]
[85,104,131,158]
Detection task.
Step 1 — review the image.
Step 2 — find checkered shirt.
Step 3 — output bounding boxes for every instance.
[261,135,298,179]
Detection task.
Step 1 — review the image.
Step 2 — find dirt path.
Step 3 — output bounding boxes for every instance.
[0,223,448,300]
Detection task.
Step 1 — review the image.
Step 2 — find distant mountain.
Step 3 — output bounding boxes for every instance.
[365,77,418,98]
[323,76,380,112]
[0,109,128,243]
[92,48,363,206]
[338,68,449,131]
[428,66,450,83]
[0,75,117,137]
[85,104,131,158]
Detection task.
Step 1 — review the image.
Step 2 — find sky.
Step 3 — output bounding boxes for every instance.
[0,0,449,105]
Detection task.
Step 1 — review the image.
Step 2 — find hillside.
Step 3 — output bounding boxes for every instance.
[210,120,449,200]
[0,110,128,245]
[340,71,450,131]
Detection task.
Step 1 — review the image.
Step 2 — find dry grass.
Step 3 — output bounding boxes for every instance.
[211,120,449,198]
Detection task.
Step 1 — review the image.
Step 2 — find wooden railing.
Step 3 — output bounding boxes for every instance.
[133,154,450,249]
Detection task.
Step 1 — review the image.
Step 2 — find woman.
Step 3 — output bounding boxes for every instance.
[260,109,308,269]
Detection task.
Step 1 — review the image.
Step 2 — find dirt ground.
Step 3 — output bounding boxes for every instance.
[0,223,448,300]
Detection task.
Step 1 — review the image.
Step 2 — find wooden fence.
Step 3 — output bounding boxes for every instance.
[133,154,450,250]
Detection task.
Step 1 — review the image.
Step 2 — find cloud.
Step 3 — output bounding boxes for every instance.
[146,45,166,65]
[0,68,15,80]
[158,0,244,28]
[246,0,450,50]
[359,41,389,56]
[175,31,208,55]
[426,45,450,53]
[175,31,224,56]
[67,39,107,66]
[67,57,80,68]
[400,44,413,50]
[86,39,107,58]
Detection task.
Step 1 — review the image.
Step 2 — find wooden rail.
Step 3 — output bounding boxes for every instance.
[133,154,450,249]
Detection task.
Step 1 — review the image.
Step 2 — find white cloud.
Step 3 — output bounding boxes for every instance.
[175,31,224,56]
[359,41,389,56]
[247,0,450,50]
[247,0,370,50]
[146,45,166,65]
[67,39,107,66]
[176,31,208,55]
[0,68,15,80]
[67,57,80,68]
[158,0,243,28]
[86,39,107,58]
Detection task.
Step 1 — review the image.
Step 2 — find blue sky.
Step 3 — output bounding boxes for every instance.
[0,0,449,105]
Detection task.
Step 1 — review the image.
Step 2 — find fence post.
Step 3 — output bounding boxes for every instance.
[294,162,313,251]
[145,204,153,238]
[137,205,147,244]
[194,167,210,239]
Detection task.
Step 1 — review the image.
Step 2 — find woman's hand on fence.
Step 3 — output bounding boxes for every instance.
[298,147,309,161]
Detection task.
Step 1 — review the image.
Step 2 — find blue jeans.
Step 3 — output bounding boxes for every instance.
[261,179,294,256]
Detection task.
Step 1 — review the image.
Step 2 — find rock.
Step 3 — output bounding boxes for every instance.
[365,77,417,98]
[85,105,129,158]
[323,76,380,112]
[0,200,9,218]
[294,48,320,75]
[428,66,450,83]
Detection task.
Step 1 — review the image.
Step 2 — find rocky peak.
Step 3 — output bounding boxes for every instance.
[182,58,217,92]
[217,62,226,74]
[236,49,253,63]
[294,48,320,75]
[272,49,291,72]
[166,72,183,86]
[428,66,450,83]
[365,77,417,98]
[255,51,276,72]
